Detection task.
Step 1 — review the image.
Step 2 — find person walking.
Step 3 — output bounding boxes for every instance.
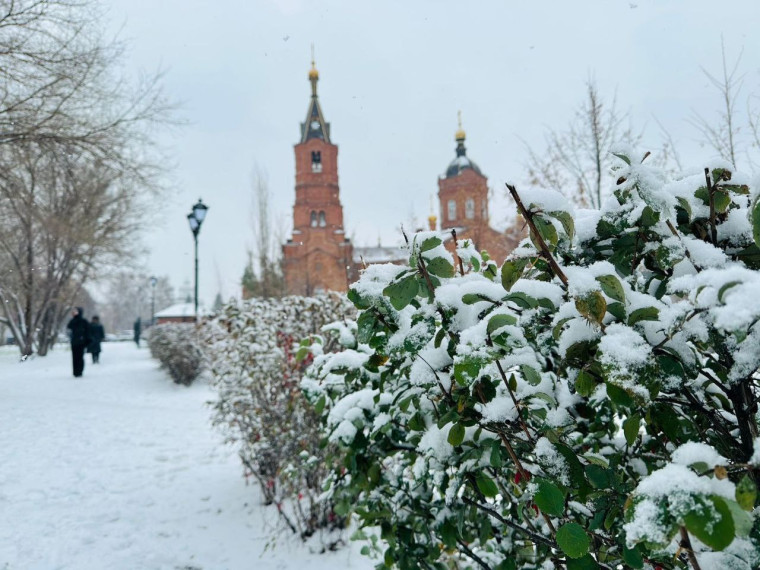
[133,317,142,348]
[88,316,105,364]
[67,308,91,377]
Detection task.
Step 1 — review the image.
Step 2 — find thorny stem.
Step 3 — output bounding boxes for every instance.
[506,183,569,287]
[452,228,466,276]
[665,219,701,272]
[462,497,556,549]
[705,168,718,246]
[487,335,535,444]
[680,527,703,570]
[456,538,491,570]
[496,431,556,534]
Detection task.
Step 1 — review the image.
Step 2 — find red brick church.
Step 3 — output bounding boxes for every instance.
[281,61,519,296]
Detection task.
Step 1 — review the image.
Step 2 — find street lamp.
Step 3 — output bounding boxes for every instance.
[149,276,157,326]
[187,199,208,320]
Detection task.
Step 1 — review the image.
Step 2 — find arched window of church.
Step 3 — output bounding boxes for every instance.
[482,199,487,219]
[465,198,475,219]
[318,211,326,227]
[310,211,317,227]
[448,200,456,221]
[311,151,322,173]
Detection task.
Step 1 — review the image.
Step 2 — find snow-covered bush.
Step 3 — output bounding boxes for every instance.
[302,153,760,569]
[202,293,355,546]
[148,323,204,385]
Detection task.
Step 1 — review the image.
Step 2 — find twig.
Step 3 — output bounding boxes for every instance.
[506,183,568,287]
[452,228,466,276]
[680,527,703,570]
[456,538,492,570]
[496,431,556,534]
[705,168,718,246]
[487,336,535,444]
[461,497,556,548]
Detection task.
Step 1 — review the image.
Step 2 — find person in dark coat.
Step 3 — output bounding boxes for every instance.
[133,317,141,348]
[67,307,91,377]
[88,315,105,364]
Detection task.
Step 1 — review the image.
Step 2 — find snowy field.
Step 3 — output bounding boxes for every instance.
[0,342,374,570]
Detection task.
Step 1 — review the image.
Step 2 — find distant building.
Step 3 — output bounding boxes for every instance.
[154,303,197,324]
[436,114,519,263]
[279,61,520,296]
[281,58,354,295]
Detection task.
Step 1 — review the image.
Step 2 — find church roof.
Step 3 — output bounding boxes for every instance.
[443,116,482,178]
[300,60,331,143]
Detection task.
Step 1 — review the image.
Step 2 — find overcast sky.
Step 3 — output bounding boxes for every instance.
[104,0,760,306]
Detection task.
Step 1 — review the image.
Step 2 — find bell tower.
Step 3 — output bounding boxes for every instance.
[282,56,353,295]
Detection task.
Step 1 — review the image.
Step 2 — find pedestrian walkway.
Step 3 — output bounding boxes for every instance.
[0,342,371,570]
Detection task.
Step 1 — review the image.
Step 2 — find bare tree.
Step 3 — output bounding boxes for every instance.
[689,39,745,168]
[524,78,641,209]
[0,0,176,355]
[98,272,174,334]
[242,169,284,299]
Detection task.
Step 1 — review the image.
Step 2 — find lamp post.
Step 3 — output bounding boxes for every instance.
[187,199,208,321]
[149,276,157,326]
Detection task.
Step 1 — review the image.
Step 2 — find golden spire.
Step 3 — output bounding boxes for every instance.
[455,110,466,141]
[428,194,438,230]
[308,44,319,95]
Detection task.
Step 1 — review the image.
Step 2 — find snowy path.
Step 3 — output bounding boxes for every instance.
[0,343,373,570]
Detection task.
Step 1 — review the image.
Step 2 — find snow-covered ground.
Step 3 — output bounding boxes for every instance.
[0,342,374,570]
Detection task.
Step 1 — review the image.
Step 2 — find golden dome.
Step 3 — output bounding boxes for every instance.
[308,64,319,80]
[428,214,438,231]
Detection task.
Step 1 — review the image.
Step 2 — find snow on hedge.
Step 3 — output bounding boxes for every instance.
[301,153,760,569]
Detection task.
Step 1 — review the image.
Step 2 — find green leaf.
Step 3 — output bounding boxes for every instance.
[462,293,492,305]
[566,555,599,570]
[606,301,626,321]
[425,256,455,278]
[447,423,465,446]
[718,280,741,303]
[420,236,442,252]
[476,472,499,498]
[623,545,644,569]
[575,370,596,398]
[752,196,760,246]
[676,196,693,221]
[383,275,418,310]
[534,479,565,516]
[357,311,377,344]
[556,523,590,559]
[623,414,640,446]
[532,215,559,246]
[489,443,503,468]
[639,205,659,228]
[503,291,539,309]
[575,290,607,325]
[726,499,753,537]
[454,357,481,385]
[628,306,659,326]
[520,364,542,386]
[585,464,612,489]
[595,275,625,302]
[440,519,457,548]
[501,258,527,292]
[735,475,757,511]
[606,383,634,408]
[487,313,517,335]
[612,152,631,165]
[548,210,575,240]
[683,495,735,551]
[313,394,326,415]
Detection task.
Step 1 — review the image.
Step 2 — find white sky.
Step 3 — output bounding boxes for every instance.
[104,0,760,305]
